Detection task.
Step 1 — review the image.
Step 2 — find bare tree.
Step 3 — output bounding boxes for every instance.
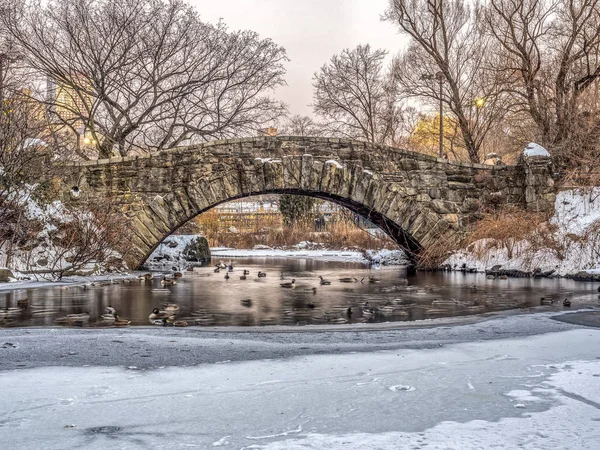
[0,38,51,265]
[279,115,325,136]
[45,200,133,279]
[2,0,288,159]
[485,0,600,165]
[312,44,407,145]
[385,0,509,162]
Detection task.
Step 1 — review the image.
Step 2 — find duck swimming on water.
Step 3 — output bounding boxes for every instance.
[339,277,358,283]
[149,308,175,325]
[280,279,296,288]
[318,276,331,286]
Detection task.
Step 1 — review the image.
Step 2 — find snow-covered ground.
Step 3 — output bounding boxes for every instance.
[1,328,599,449]
[445,188,600,276]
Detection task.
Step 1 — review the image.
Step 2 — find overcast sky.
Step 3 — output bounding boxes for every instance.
[190,0,407,117]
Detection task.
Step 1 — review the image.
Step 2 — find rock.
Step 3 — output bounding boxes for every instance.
[182,236,211,262]
[164,240,179,249]
[0,268,14,283]
[36,258,48,267]
[568,271,600,282]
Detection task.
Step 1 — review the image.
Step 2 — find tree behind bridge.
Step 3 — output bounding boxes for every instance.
[2,0,288,159]
[312,44,410,146]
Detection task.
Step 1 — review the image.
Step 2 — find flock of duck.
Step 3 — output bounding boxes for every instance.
[3,265,597,328]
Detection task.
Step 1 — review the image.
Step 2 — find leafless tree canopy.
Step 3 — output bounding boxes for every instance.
[385,0,511,163]
[279,115,324,137]
[2,0,288,158]
[485,0,600,165]
[383,0,600,166]
[312,44,407,146]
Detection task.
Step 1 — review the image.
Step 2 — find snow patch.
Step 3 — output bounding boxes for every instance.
[523,142,550,157]
[388,384,415,392]
[325,160,343,169]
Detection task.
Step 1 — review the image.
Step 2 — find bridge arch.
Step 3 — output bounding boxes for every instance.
[61,136,555,268]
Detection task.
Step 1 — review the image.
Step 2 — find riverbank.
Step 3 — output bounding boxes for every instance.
[1,310,599,449]
[444,188,600,278]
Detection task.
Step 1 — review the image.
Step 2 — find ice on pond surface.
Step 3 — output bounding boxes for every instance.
[0,329,599,449]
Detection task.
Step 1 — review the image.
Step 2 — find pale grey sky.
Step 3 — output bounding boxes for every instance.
[190,0,407,117]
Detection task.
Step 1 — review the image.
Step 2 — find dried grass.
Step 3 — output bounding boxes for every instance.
[191,210,395,250]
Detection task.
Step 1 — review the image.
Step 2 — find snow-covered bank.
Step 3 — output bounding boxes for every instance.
[1,185,124,279]
[1,328,599,449]
[445,188,600,277]
[211,246,410,266]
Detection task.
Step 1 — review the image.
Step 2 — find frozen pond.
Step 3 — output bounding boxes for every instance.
[1,257,598,328]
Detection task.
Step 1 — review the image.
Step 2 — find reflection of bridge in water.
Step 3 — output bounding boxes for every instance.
[60,136,556,268]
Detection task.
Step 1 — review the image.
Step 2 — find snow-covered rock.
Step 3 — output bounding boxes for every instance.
[523,142,550,157]
[144,235,210,270]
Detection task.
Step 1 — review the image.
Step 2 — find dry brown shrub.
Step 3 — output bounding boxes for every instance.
[192,209,395,250]
[467,207,567,262]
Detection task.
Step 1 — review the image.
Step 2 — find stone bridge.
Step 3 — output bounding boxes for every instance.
[61,136,556,268]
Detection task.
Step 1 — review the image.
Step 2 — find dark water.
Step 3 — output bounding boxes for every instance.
[1,258,599,328]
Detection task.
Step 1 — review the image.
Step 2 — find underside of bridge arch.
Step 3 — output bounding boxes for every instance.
[136,189,425,268]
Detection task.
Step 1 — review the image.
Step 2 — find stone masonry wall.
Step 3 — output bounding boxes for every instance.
[59,136,556,268]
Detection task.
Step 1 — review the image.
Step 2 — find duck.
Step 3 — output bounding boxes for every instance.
[240,275,247,280]
[241,299,252,307]
[113,318,131,327]
[161,277,176,286]
[98,314,116,325]
[173,272,183,278]
[162,303,180,313]
[318,276,331,286]
[280,279,296,288]
[540,297,554,305]
[361,307,375,318]
[216,262,227,269]
[224,273,230,280]
[102,306,129,326]
[138,273,153,281]
[563,298,572,307]
[149,308,175,325]
[228,264,234,272]
[243,270,250,275]
[55,313,90,326]
[214,267,221,273]
[339,277,358,283]
[361,276,381,284]
[258,271,267,278]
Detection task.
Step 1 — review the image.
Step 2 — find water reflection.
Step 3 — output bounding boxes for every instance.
[1,257,598,328]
